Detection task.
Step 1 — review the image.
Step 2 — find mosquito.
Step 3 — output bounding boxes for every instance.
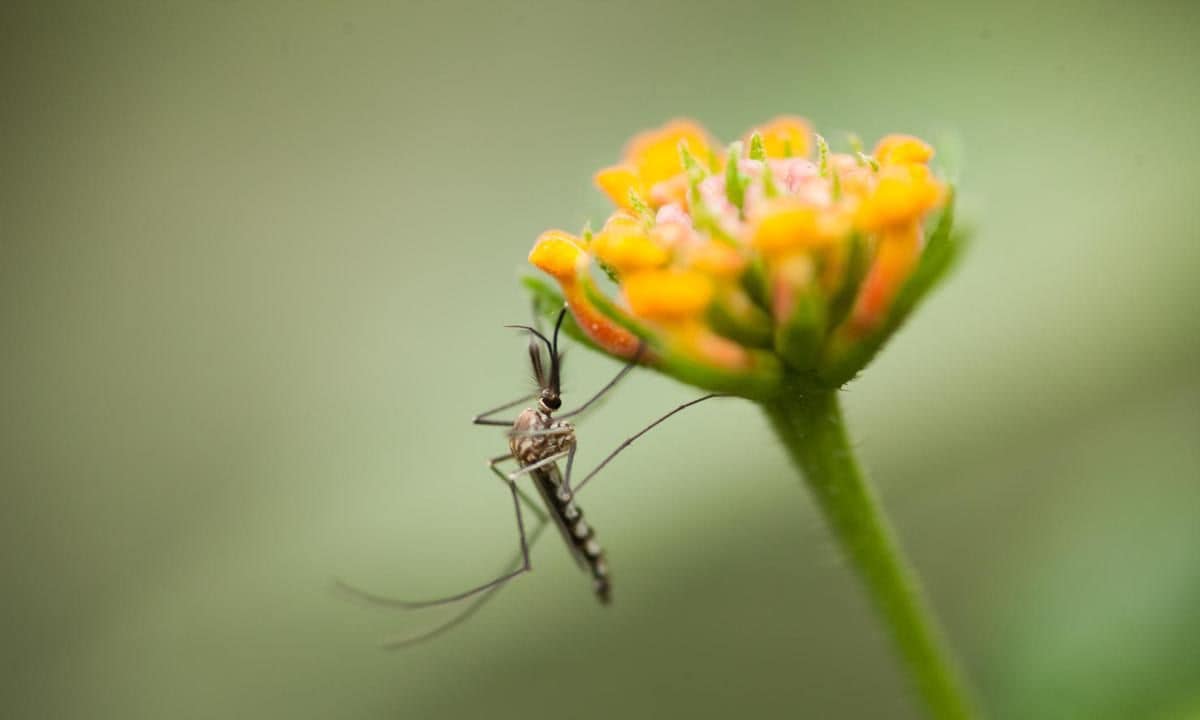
[337,307,724,648]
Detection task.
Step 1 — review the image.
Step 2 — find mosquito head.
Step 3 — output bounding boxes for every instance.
[507,308,569,414]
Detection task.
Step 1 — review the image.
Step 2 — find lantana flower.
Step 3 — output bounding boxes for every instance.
[522,118,977,720]
[525,117,961,401]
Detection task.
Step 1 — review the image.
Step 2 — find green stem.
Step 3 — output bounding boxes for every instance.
[764,389,979,720]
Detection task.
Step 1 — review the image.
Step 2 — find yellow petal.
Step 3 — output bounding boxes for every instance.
[592,227,669,274]
[623,269,714,321]
[856,164,945,232]
[626,119,715,186]
[594,165,641,211]
[751,198,851,256]
[529,230,586,281]
[873,134,934,166]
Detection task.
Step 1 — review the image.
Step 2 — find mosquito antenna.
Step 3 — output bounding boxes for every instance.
[504,324,554,354]
[551,307,567,354]
[528,336,547,389]
[506,323,556,390]
[549,307,567,394]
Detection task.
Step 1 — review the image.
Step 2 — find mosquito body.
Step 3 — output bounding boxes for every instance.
[509,406,610,603]
[486,309,612,603]
[338,307,722,647]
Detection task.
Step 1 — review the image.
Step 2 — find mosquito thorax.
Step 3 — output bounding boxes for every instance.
[509,407,573,467]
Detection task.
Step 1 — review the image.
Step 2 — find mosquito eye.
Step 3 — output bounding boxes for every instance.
[544,396,561,410]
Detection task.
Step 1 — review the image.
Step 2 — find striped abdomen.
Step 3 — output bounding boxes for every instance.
[531,467,611,604]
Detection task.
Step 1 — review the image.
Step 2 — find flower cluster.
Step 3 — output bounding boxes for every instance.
[526,118,961,400]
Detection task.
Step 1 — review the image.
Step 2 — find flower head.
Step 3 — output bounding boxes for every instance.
[526,118,963,399]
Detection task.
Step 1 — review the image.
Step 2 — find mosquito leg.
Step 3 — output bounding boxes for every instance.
[559,441,579,500]
[505,450,569,480]
[380,518,548,649]
[377,454,550,649]
[335,458,542,609]
[472,393,538,427]
[567,394,727,500]
[485,455,541,580]
[557,341,647,420]
[506,426,575,440]
[487,454,546,523]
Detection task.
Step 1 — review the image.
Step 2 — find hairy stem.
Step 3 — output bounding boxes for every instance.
[764,389,979,720]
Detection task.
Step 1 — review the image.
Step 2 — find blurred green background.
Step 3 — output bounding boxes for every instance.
[3,1,1199,718]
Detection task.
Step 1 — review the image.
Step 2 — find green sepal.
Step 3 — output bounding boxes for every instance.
[653,344,783,402]
[628,189,654,225]
[816,133,831,177]
[740,257,770,312]
[774,285,828,373]
[595,258,620,284]
[824,233,870,335]
[706,289,774,349]
[748,132,767,161]
[724,142,747,216]
[847,132,865,156]
[691,206,737,247]
[681,140,737,244]
[678,142,708,187]
[818,187,964,387]
[761,160,780,198]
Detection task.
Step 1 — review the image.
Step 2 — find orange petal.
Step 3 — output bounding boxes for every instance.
[564,284,642,359]
[852,224,922,331]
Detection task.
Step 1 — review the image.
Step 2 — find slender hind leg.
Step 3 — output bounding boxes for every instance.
[472,393,537,427]
[336,454,547,609]
[380,518,549,649]
[504,450,569,480]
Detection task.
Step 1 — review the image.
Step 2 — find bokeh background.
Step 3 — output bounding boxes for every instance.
[4,1,1199,718]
